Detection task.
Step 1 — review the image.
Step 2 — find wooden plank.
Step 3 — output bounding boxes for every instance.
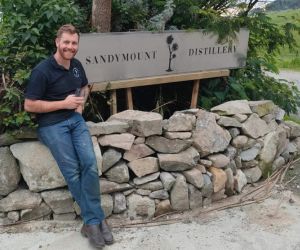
[110,90,117,114]
[91,70,229,92]
[126,88,133,110]
[190,80,200,108]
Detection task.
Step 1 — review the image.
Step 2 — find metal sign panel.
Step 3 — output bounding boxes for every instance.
[76,29,249,84]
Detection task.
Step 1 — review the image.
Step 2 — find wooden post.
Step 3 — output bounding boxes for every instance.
[110,90,117,114]
[126,88,134,110]
[190,79,200,108]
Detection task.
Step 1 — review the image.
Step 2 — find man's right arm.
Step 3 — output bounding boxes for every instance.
[24,95,84,113]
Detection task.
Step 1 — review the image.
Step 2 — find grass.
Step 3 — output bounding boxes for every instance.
[267,9,300,71]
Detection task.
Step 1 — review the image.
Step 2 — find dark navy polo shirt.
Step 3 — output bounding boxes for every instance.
[25,55,88,127]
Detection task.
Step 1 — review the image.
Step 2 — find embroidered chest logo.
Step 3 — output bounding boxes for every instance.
[73,68,80,78]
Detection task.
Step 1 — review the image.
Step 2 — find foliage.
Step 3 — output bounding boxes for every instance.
[0,0,85,132]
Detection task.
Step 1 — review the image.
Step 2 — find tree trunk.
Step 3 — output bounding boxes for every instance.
[92,0,111,32]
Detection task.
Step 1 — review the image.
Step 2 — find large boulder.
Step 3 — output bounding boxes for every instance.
[192,110,231,156]
[108,110,162,137]
[210,100,252,115]
[0,147,20,195]
[0,189,42,212]
[10,142,66,192]
[146,136,192,153]
[241,113,269,139]
[158,147,200,171]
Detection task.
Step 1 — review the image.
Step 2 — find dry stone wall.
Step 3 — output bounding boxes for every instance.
[1,100,300,225]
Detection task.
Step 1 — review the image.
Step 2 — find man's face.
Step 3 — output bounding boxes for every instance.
[55,32,79,60]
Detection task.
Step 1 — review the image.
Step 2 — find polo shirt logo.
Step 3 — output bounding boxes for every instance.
[73,68,80,78]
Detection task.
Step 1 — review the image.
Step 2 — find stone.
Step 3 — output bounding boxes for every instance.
[160,172,176,191]
[0,189,42,212]
[136,189,152,196]
[137,181,164,191]
[284,121,300,138]
[134,137,145,144]
[170,175,189,211]
[105,161,130,183]
[208,167,227,193]
[163,113,196,132]
[102,148,122,173]
[242,160,259,169]
[0,147,20,195]
[233,114,248,122]
[145,136,192,153]
[113,193,127,214]
[98,133,135,150]
[259,129,288,177]
[188,184,203,209]
[272,156,285,171]
[231,135,248,149]
[228,128,240,138]
[217,116,242,127]
[202,174,213,198]
[20,202,52,221]
[235,156,242,169]
[108,110,163,137]
[243,166,262,183]
[133,172,160,185]
[158,147,200,171]
[228,160,237,175]
[99,179,133,194]
[234,169,247,193]
[183,168,204,189]
[241,113,270,139]
[91,136,103,176]
[273,106,285,121]
[149,190,169,199]
[87,120,129,136]
[225,168,234,196]
[123,144,155,161]
[154,200,172,217]
[262,114,275,123]
[127,194,155,219]
[210,100,252,115]
[53,213,76,221]
[193,110,231,156]
[248,100,276,117]
[212,189,226,202]
[7,211,19,223]
[240,144,261,161]
[202,197,212,207]
[199,159,212,167]
[224,146,237,160]
[128,157,159,177]
[101,194,113,217]
[41,190,74,214]
[195,164,207,173]
[10,142,66,192]
[164,132,192,140]
[207,154,230,168]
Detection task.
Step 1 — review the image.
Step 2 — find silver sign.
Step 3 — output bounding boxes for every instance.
[76,29,249,84]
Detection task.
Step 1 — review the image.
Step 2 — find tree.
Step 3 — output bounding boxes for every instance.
[92,0,111,32]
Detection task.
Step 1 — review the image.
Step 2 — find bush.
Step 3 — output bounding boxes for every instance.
[0,0,85,132]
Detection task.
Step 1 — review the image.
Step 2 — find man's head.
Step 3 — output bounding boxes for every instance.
[55,24,80,61]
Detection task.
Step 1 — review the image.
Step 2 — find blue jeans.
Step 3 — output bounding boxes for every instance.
[38,112,104,225]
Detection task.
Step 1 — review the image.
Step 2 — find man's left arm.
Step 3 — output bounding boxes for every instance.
[75,85,90,114]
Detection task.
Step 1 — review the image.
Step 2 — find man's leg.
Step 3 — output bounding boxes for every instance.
[38,117,106,248]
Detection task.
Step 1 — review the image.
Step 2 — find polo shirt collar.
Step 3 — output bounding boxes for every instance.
[50,55,74,71]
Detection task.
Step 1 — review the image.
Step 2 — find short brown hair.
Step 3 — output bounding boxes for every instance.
[56,24,79,38]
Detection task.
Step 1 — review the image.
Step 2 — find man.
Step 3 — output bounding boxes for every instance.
[24,24,113,249]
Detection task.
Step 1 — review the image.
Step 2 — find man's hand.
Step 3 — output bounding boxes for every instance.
[63,95,84,109]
